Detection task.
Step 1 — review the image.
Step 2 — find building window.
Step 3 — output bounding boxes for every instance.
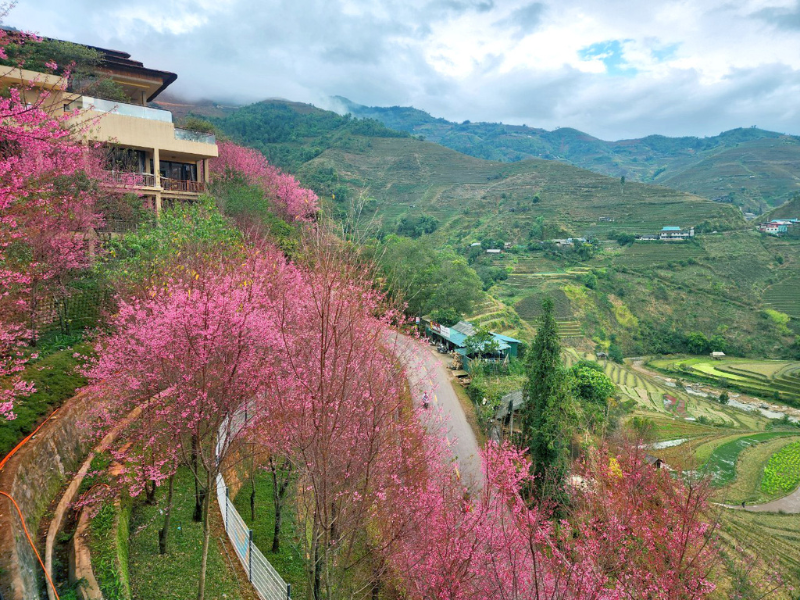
[105,147,146,173]
[159,160,197,182]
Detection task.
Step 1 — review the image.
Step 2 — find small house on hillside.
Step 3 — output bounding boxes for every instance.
[757,220,795,235]
[660,226,694,240]
[711,351,726,360]
[422,318,521,373]
[486,248,502,254]
[495,390,525,431]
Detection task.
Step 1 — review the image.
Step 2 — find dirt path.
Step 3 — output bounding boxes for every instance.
[391,333,484,491]
[724,486,800,514]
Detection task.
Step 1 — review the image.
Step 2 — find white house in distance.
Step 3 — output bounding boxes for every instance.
[635,226,695,242]
[659,226,695,240]
[757,220,797,235]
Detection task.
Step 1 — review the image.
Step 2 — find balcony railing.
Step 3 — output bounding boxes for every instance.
[161,178,206,193]
[105,171,156,188]
[66,96,173,123]
[97,218,139,234]
[174,128,216,145]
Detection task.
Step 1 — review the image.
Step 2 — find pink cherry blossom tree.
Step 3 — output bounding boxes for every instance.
[256,235,414,598]
[0,20,102,417]
[211,140,319,222]
[85,247,297,600]
[378,438,719,600]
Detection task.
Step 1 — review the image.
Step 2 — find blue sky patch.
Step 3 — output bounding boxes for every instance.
[578,39,637,76]
[651,43,679,62]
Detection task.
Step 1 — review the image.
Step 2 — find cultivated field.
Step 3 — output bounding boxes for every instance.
[764,273,800,319]
[649,356,800,405]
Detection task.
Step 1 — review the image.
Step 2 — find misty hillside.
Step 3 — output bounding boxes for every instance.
[335,96,800,213]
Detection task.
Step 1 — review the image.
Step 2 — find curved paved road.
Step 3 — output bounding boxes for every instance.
[390,333,484,491]
[724,486,800,514]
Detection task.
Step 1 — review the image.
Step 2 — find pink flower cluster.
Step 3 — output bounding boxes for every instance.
[0,43,103,419]
[211,141,319,222]
[381,440,717,599]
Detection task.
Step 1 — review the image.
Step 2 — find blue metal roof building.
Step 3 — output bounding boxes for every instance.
[423,319,522,372]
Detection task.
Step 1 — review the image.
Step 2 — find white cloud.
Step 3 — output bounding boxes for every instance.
[4,0,800,139]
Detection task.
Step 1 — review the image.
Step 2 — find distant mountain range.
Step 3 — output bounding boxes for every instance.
[333,97,800,213]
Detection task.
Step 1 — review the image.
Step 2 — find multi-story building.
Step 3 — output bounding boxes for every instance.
[0,37,218,218]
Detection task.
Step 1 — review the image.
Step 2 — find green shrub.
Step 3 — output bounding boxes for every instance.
[0,342,92,457]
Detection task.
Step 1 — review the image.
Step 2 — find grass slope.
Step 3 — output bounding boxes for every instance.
[659,137,800,212]
[764,194,800,221]
[300,137,742,244]
[231,472,307,598]
[128,468,248,600]
[338,97,800,210]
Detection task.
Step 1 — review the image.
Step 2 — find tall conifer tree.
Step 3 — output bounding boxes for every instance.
[521,297,576,500]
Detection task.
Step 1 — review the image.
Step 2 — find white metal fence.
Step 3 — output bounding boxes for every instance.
[216,408,292,600]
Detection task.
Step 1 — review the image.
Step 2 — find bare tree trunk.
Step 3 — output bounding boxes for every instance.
[197,472,212,600]
[145,479,157,505]
[371,578,381,600]
[55,292,71,335]
[29,279,39,347]
[192,435,204,522]
[314,542,323,600]
[158,473,175,555]
[270,457,292,553]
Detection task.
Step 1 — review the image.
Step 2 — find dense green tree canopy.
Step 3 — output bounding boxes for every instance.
[379,235,482,316]
[570,361,615,429]
[464,325,500,357]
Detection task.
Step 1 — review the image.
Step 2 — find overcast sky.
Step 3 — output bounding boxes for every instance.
[6,0,800,140]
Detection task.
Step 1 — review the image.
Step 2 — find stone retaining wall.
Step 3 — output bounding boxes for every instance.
[0,391,97,600]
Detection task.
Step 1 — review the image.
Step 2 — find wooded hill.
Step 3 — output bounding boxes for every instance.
[336,97,800,213]
[186,98,799,361]
[203,99,743,247]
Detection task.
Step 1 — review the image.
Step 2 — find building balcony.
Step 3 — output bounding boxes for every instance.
[161,177,206,193]
[174,128,216,145]
[66,96,173,123]
[104,171,206,194]
[65,96,219,159]
[106,170,157,188]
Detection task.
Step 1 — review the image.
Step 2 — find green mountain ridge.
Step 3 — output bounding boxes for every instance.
[171,97,798,362]
[205,99,743,241]
[333,96,800,213]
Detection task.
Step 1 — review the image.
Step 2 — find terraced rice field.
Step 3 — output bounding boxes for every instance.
[703,432,799,486]
[719,510,800,599]
[512,257,566,274]
[612,242,704,269]
[564,349,668,410]
[649,356,800,404]
[557,320,582,338]
[466,295,533,338]
[515,289,573,322]
[764,274,800,319]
